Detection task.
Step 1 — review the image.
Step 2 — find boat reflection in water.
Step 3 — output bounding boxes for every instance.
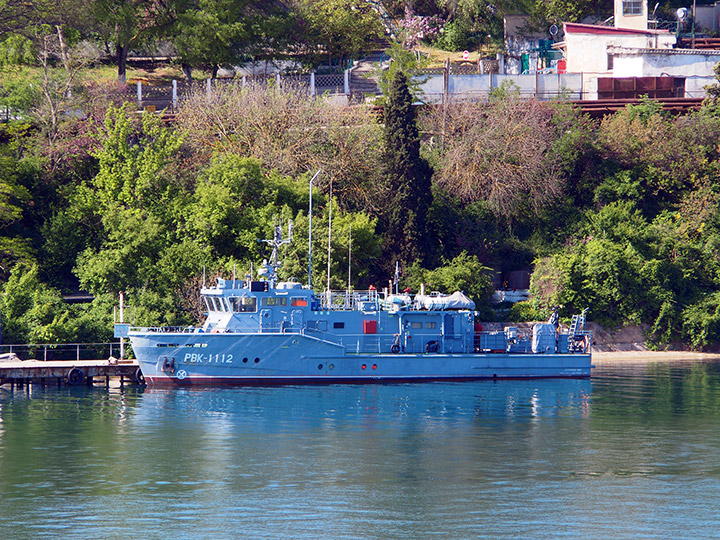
[133,378,593,428]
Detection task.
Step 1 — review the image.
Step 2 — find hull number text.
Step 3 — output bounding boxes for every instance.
[184,353,234,364]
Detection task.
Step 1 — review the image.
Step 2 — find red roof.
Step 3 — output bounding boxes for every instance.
[563,22,669,36]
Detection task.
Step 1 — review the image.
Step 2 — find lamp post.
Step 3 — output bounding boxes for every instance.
[308,170,321,289]
[692,0,696,49]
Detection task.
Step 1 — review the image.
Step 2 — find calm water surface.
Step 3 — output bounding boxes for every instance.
[2,359,720,539]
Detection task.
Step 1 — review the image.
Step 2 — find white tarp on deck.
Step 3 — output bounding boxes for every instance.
[415,291,476,311]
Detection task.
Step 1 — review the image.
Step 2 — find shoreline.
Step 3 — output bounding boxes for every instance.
[592,350,720,363]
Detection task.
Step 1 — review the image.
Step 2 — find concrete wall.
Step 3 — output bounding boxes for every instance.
[613,51,720,77]
[612,50,720,78]
[610,50,719,97]
[417,73,584,103]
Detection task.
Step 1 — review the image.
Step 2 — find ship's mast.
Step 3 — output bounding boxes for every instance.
[258,219,293,288]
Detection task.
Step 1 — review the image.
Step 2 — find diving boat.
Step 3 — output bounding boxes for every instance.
[116,228,592,386]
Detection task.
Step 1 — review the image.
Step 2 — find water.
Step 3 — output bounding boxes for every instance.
[1,359,720,539]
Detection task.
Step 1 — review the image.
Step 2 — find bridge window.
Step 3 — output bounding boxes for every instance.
[291,297,308,307]
[205,297,222,312]
[261,297,287,307]
[410,322,423,329]
[333,322,345,329]
[229,296,257,312]
[426,322,437,329]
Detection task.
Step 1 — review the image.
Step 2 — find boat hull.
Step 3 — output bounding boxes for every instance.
[129,331,592,387]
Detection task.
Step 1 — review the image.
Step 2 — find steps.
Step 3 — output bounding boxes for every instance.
[349,50,386,100]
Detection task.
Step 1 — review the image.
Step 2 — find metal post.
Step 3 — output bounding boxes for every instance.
[119,291,125,360]
[308,170,321,289]
[692,0,696,48]
[344,69,350,95]
[172,79,178,110]
[206,78,212,98]
[310,72,316,96]
[442,58,449,148]
[276,73,281,87]
[137,81,142,104]
[77,344,80,361]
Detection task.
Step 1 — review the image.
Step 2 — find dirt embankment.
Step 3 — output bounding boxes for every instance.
[586,323,649,352]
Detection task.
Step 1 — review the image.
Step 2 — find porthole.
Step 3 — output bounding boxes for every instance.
[243,357,248,363]
[318,364,323,370]
[254,357,260,363]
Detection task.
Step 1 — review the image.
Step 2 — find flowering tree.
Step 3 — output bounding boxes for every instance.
[397,14,444,50]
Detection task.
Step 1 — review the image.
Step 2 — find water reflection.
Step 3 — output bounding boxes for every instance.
[1,364,720,539]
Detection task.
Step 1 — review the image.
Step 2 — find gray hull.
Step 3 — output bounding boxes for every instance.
[130,332,592,386]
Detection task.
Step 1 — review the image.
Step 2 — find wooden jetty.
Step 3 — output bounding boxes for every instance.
[0,358,143,388]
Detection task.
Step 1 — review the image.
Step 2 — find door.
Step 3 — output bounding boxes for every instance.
[260,309,273,332]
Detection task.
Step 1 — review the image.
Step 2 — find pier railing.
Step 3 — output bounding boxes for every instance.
[0,342,123,362]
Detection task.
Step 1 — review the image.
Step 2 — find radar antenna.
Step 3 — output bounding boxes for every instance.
[258,219,294,287]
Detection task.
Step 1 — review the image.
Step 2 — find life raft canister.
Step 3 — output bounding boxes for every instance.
[474,321,483,347]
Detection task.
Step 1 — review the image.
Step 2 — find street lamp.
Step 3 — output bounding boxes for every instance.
[308,170,321,289]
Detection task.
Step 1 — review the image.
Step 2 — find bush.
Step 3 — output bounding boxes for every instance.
[508,301,548,322]
[434,21,471,52]
[682,293,720,350]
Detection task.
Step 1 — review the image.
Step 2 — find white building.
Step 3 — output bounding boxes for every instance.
[559,0,719,98]
[562,22,675,74]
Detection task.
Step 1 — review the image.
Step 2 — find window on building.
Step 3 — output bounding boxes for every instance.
[607,54,614,71]
[622,0,642,15]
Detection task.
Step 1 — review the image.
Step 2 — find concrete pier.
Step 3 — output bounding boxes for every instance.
[0,359,143,388]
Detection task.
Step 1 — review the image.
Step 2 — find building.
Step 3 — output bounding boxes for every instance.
[558,0,720,98]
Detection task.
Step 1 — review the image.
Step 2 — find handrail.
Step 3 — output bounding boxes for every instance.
[0,342,122,361]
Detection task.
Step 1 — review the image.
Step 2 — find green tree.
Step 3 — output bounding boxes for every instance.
[405,251,494,316]
[380,71,434,268]
[297,0,383,68]
[376,40,430,103]
[0,122,37,274]
[172,0,291,82]
[88,103,184,213]
[0,263,71,343]
[682,292,720,349]
[92,0,176,82]
[177,82,384,213]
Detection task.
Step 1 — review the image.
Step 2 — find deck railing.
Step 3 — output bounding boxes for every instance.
[0,342,122,362]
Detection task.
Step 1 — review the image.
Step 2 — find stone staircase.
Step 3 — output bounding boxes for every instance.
[349,50,387,101]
